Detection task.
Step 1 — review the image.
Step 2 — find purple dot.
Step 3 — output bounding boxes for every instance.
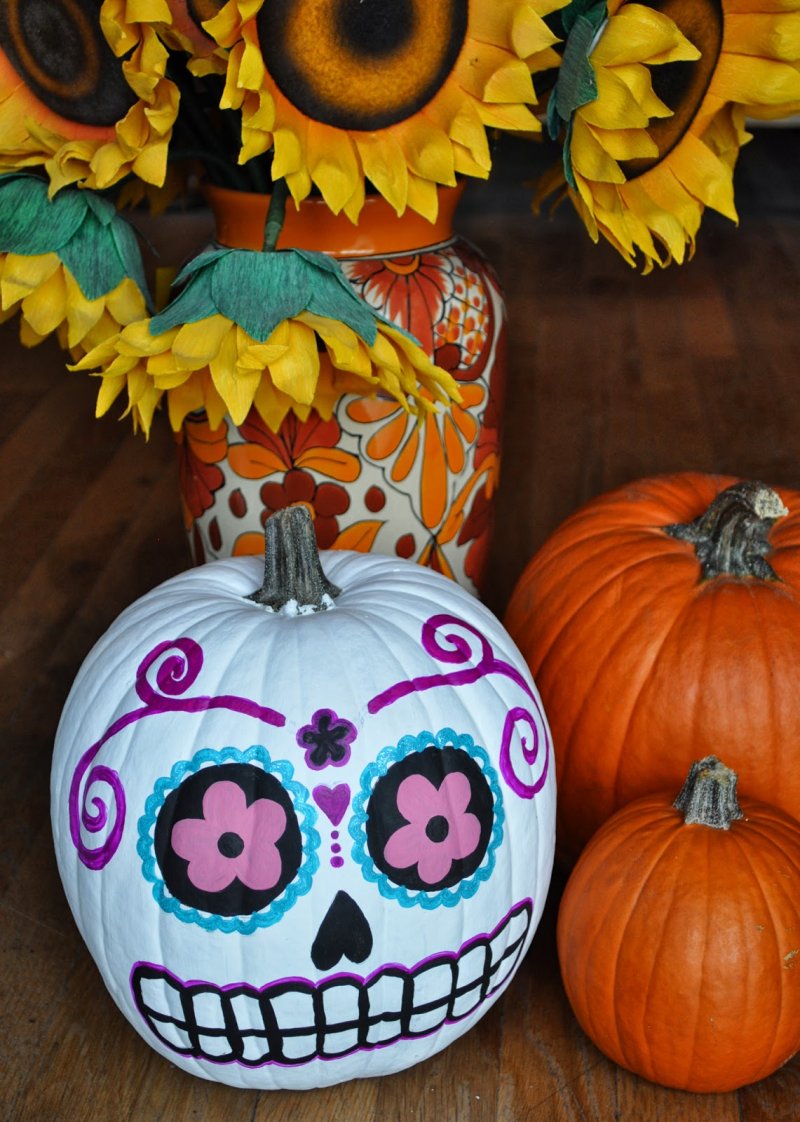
[331,856,344,868]
[331,843,341,854]
[331,830,339,840]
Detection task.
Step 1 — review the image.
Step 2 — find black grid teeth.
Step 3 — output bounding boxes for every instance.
[131,900,532,1067]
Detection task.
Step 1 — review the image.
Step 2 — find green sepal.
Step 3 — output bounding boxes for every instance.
[0,172,152,306]
[150,247,392,345]
[0,174,87,251]
[547,0,607,185]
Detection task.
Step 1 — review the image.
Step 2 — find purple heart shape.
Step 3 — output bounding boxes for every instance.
[312,783,351,827]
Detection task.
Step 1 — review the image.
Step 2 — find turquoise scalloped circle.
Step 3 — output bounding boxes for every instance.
[137,744,320,935]
[349,728,505,909]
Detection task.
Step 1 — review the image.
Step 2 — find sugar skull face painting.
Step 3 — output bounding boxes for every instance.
[51,509,555,1090]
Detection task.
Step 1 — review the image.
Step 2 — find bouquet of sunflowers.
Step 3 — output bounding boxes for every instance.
[1,0,798,444]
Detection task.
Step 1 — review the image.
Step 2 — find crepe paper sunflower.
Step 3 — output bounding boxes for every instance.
[0,0,179,195]
[204,0,568,222]
[73,243,462,438]
[160,0,228,72]
[540,0,800,269]
[0,172,150,352]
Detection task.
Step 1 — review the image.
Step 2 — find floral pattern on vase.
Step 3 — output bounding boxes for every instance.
[178,208,506,597]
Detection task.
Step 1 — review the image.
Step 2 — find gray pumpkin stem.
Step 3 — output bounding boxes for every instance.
[664,480,787,581]
[248,505,341,613]
[673,756,744,830]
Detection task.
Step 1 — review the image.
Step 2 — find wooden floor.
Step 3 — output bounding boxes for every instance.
[2,128,800,1121]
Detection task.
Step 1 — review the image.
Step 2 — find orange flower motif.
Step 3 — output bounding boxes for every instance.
[346,383,485,533]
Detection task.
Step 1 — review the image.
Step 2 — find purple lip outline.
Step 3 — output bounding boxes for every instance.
[129,897,533,1069]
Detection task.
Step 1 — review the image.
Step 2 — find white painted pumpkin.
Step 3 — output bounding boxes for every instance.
[51,508,555,1090]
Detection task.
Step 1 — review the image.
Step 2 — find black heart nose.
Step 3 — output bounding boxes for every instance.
[311,891,373,971]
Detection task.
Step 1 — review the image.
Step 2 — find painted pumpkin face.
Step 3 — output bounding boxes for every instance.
[51,549,555,1090]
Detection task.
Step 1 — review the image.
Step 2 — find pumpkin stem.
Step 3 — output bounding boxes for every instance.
[663,480,787,581]
[247,505,341,613]
[673,756,744,830]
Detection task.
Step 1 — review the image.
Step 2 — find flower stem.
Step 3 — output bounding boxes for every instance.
[263,179,289,252]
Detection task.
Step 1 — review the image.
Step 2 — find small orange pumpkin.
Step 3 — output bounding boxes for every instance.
[504,472,800,864]
[557,757,800,1093]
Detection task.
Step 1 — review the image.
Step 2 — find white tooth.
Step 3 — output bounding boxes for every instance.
[365,1017,402,1046]
[456,944,488,992]
[450,986,483,1020]
[138,975,184,1020]
[321,980,361,1030]
[411,961,455,1012]
[152,1020,192,1052]
[408,1006,449,1035]
[191,990,226,1031]
[268,989,315,1032]
[488,910,530,990]
[322,1028,360,1056]
[239,1034,270,1065]
[365,972,405,1045]
[197,1032,233,1059]
[280,1033,317,1062]
[229,991,266,1033]
[497,908,530,956]
[366,971,406,1018]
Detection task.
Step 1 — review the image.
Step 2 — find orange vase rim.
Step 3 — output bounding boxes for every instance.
[206,184,464,257]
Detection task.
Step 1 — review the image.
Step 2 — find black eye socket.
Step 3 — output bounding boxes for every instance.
[365,746,494,892]
[154,763,302,917]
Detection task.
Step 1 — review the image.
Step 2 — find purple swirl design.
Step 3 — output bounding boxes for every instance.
[367,614,550,801]
[500,706,549,799]
[68,639,286,870]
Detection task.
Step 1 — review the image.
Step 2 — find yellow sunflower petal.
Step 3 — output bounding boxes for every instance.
[212,0,550,218]
[264,319,320,404]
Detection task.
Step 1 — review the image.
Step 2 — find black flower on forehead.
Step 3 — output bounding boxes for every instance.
[297,708,358,770]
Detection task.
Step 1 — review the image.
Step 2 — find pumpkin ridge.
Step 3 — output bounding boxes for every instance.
[618,816,701,1081]
[565,806,680,1061]
[748,582,780,788]
[529,538,691,668]
[720,818,786,1078]
[549,565,696,825]
[530,546,688,690]
[679,825,717,1091]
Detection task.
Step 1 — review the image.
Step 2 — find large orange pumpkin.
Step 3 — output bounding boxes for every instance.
[557,757,800,1092]
[504,472,800,865]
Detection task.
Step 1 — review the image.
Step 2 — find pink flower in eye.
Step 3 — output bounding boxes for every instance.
[383,772,481,886]
[171,780,287,893]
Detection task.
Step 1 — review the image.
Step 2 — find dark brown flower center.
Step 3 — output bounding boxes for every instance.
[618,0,724,179]
[0,0,135,128]
[257,0,468,131]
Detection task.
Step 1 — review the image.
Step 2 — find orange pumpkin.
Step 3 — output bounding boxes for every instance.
[504,472,800,865]
[557,757,800,1093]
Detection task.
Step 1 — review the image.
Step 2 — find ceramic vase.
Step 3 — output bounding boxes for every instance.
[177,185,507,596]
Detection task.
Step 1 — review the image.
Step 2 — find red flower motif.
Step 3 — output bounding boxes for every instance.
[260,468,350,549]
[344,245,494,382]
[229,409,360,485]
[174,414,228,529]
